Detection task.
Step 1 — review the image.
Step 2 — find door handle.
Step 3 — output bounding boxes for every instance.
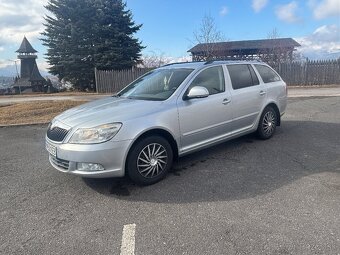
[259,90,266,96]
[222,98,231,105]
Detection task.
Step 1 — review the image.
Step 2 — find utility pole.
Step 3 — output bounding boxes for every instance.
[7,59,21,94]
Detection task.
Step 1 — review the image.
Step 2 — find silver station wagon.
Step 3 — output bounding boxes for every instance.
[46,61,287,185]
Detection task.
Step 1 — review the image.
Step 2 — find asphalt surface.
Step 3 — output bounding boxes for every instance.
[1,97,340,255]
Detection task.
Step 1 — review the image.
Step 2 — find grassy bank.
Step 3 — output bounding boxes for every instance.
[0,100,86,126]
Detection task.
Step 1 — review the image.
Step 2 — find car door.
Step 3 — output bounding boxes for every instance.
[177,65,233,154]
[226,64,267,132]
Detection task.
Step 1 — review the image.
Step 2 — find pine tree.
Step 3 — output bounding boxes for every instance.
[41,0,143,90]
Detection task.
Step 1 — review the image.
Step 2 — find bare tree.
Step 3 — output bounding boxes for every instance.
[140,51,171,68]
[292,50,306,62]
[264,28,281,65]
[192,14,224,61]
[268,29,305,62]
[262,28,290,66]
[263,27,304,66]
[267,27,280,39]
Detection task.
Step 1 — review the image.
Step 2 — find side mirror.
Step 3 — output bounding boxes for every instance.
[186,86,209,100]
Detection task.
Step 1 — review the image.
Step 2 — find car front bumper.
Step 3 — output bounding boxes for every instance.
[46,137,132,178]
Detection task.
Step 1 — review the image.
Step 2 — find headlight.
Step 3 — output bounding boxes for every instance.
[69,123,122,144]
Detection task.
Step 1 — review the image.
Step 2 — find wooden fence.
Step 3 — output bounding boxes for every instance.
[273,59,340,86]
[95,67,152,93]
[95,59,340,93]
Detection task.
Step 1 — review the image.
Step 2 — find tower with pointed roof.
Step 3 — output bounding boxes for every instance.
[14,36,46,93]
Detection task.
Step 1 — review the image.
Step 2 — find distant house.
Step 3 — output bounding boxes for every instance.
[13,36,46,93]
[188,38,301,63]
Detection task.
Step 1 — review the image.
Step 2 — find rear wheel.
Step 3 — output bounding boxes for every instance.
[257,106,277,139]
[126,136,173,185]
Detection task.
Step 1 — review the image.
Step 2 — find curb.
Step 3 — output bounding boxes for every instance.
[288,94,340,98]
[0,122,49,128]
[288,85,340,89]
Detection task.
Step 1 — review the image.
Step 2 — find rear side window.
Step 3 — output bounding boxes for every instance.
[254,65,281,83]
[189,66,225,95]
[227,64,259,90]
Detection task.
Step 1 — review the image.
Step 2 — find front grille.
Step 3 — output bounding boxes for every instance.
[47,126,69,142]
[50,155,70,170]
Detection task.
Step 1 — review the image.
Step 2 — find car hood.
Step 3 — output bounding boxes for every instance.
[54,96,166,128]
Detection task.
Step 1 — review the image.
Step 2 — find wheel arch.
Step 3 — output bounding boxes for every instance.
[125,128,179,167]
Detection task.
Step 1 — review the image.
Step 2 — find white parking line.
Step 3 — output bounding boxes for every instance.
[120,223,136,255]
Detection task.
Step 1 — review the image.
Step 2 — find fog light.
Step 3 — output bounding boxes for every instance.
[77,163,105,171]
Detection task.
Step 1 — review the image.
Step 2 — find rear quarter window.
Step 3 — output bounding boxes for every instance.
[254,65,281,83]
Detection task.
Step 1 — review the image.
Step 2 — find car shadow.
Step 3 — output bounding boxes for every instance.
[83,120,340,203]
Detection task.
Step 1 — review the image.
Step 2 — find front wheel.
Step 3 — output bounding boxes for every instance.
[126,136,173,185]
[257,106,277,139]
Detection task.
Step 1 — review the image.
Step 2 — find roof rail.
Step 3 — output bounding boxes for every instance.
[161,61,203,67]
[204,60,214,65]
[161,63,175,67]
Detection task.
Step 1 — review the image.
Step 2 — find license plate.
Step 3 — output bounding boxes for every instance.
[46,141,57,157]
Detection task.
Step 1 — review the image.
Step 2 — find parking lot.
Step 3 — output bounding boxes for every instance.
[1,96,339,254]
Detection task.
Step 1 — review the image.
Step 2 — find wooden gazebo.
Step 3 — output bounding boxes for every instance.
[188,38,301,63]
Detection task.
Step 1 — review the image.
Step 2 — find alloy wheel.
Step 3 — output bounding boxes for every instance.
[262,111,276,136]
[137,143,168,178]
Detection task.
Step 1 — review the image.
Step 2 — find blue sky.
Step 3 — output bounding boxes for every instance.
[128,0,337,57]
[0,0,339,75]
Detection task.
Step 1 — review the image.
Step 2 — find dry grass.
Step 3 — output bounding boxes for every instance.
[0,100,86,125]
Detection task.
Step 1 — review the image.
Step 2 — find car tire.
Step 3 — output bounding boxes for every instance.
[257,106,277,140]
[126,136,173,185]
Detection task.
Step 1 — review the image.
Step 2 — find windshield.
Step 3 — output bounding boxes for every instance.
[117,68,194,101]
